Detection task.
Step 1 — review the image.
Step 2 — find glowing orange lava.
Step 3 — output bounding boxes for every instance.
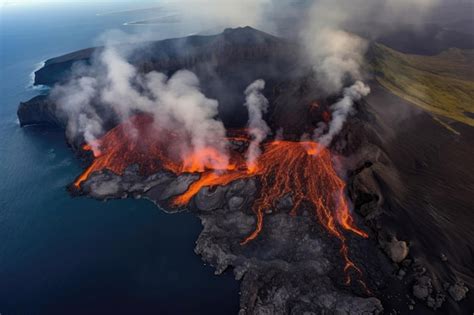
[73,114,234,188]
[74,114,369,286]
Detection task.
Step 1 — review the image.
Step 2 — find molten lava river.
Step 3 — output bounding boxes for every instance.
[74,114,369,286]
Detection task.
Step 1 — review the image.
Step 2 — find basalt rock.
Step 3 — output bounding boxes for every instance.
[17,95,65,128]
[78,167,198,212]
[194,202,384,315]
[413,276,432,300]
[195,186,227,212]
[79,167,387,314]
[384,238,409,264]
[448,281,469,302]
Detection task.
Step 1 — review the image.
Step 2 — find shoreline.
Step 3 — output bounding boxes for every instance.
[27,60,50,92]
[123,14,180,26]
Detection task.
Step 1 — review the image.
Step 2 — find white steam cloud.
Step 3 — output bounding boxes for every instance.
[302,28,368,94]
[51,46,228,168]
[243,79,270,170]
[299,0,438,146]
[300,0,440,94]
[51,76,103,153]
[316,81,370,147]
[300,2,371,145]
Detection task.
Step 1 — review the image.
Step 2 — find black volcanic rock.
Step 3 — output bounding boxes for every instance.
[34,47,94,86]
[17,95,65,128]
[79,168,388,315]
[448,281,469,302]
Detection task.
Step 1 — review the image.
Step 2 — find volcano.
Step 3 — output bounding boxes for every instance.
[18,26,473,314]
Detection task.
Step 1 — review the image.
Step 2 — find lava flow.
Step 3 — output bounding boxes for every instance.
[74,114,234,188]
[74,114,369,285]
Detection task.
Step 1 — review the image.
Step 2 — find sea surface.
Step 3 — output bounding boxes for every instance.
[0,3,239,314]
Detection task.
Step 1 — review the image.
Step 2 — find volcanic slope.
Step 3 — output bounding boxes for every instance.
[345,81,474,313]
[371,44,474,132]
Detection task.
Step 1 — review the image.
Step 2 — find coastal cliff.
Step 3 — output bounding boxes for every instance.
[17,95,65,128]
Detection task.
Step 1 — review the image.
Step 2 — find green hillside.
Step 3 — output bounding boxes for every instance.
[371,44,474,131]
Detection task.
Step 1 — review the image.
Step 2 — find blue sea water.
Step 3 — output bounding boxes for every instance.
[0,3,239,314]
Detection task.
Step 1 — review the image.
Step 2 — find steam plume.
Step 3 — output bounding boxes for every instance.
[51,76,103,153]
[302,28,368,94]
[51,46,229,169]
[243,79,270,172]
[300,1,372,144]
[316,81,370,147]
[299,0,440,94]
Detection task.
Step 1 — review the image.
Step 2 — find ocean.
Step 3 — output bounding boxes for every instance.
[0,3,239,314]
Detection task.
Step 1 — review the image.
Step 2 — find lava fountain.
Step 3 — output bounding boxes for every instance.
[74,114,369,286]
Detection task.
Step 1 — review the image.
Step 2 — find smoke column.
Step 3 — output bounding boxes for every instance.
[243,79,270,172]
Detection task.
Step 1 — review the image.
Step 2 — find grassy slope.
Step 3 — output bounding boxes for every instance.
[371,44,474,130]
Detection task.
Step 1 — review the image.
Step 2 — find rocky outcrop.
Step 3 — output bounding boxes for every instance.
[413,276,433,300]
[34,47,94,86]
[448,281,469,302]
[17,95,65,128]
[384,238,409,263]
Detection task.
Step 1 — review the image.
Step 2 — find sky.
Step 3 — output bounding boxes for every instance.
[0,0,156,6]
